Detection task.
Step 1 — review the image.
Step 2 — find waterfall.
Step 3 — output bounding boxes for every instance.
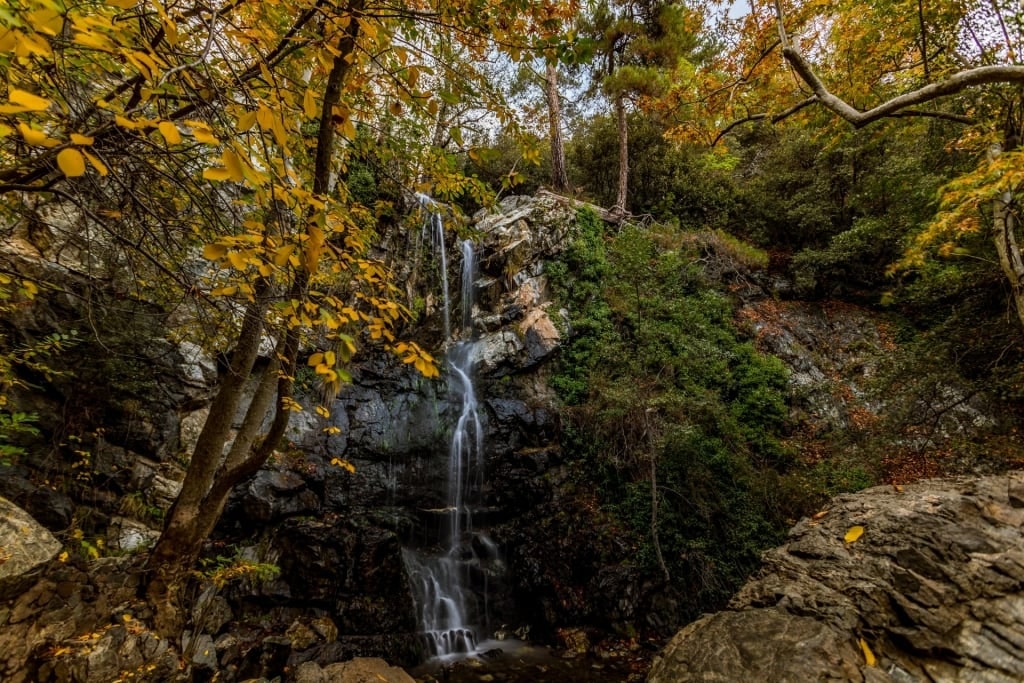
[461,239,475,335]
[417,192,451,339]
[404,203,488,658]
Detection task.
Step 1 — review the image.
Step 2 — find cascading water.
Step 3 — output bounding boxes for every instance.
[404,201,488,658]
[416,192,451,340]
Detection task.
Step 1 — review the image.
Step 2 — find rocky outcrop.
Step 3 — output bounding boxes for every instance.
[0,497,61,600]
[648,472,1024,682]
[739,299,995,446]
[293,657,415,683]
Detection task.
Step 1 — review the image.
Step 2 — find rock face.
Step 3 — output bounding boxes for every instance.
[739,299,996,448]
[0,497,60,600]
[648,472,1024,682]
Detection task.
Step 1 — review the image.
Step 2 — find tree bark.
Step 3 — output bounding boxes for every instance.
[991,144,1024,330]
[614,92,629,215]
[545,61,569,193]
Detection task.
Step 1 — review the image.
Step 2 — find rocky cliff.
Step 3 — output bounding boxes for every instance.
[648,472,1024,683]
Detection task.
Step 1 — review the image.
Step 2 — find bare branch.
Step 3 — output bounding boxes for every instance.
[783,47,1024,128]
[771,0,1024,129]
[711,96,816,146]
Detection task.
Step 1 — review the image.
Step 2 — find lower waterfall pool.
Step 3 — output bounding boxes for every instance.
[406,639,650,683]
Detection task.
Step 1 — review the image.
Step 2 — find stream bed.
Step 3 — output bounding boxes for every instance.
[407,639,650,683]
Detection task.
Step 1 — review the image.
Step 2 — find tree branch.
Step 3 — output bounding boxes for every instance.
[782,47,1024,128]
[711,96,816,146]
[770,0,1024,129]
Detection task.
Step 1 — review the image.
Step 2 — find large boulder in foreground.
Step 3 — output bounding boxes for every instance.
[649,473,1024,683]
[0,496,60,599]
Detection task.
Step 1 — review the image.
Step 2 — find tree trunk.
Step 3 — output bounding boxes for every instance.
[613,93,629,215]
[144,0,364,636]
[144,295,269,634]
[993,189,1024,329]
[545,61,569,193]
[650,450,670,583]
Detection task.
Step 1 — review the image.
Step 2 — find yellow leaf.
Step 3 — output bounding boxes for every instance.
[57,148,87,177]
[844,526,864,544]
[330,457,356,473]
[187,122,219,144]
[108,0,138,8]
[9,88,50,112]
[58,550,68,563]
[227,251,247,270]
[82,151,108,176]
[272,244,295,266]
[222,149,244,182]
[859,638,876,666]
[315,405,330,418]
[237,110,257,131]
[308,352,324,366]
[18,123,59,147]
[256,106,274,131]
[70,133,94,145]
[158,121,181,145]
[303,89,317,119]
[203,166,231,181]
[356,17,378,41]
[122,613,133,622]
[17,31,53,57]
[114,115,139,130]
[202,243,227,260]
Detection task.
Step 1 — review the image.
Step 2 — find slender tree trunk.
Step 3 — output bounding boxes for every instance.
[991,130,1024,331]
[613,93,629,215]
[993,189,1024,329]
[144,0,364,636]
[545,61,569,193]
[650,451,670,583]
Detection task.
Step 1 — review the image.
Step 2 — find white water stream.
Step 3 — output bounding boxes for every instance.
[404,199,488,657]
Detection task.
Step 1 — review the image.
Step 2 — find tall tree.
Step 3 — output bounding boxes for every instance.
[0,0,575,634]
[545,60,571,192]
[586,0,698,214]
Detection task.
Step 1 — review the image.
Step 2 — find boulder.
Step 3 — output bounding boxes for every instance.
[321,657,415,683]
[648,473,1024,682]
[0,496,60,599]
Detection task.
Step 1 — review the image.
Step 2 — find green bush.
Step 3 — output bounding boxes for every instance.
[548,210,792,619]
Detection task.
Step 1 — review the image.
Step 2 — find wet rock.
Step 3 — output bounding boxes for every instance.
[106,516,159,553]
[0,467,74,531]
[310,616,338,643]
[193,586,233,635]
[187,632,218,670]
[518,307,560,369]
[649,473,1024,682]
[178,340,218,387]
[557,628,590,658]
[321,657,416,683]
[230,517,416,638]
[286,619,319,651]
[235,470,320,523]
[0,496,60,599]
